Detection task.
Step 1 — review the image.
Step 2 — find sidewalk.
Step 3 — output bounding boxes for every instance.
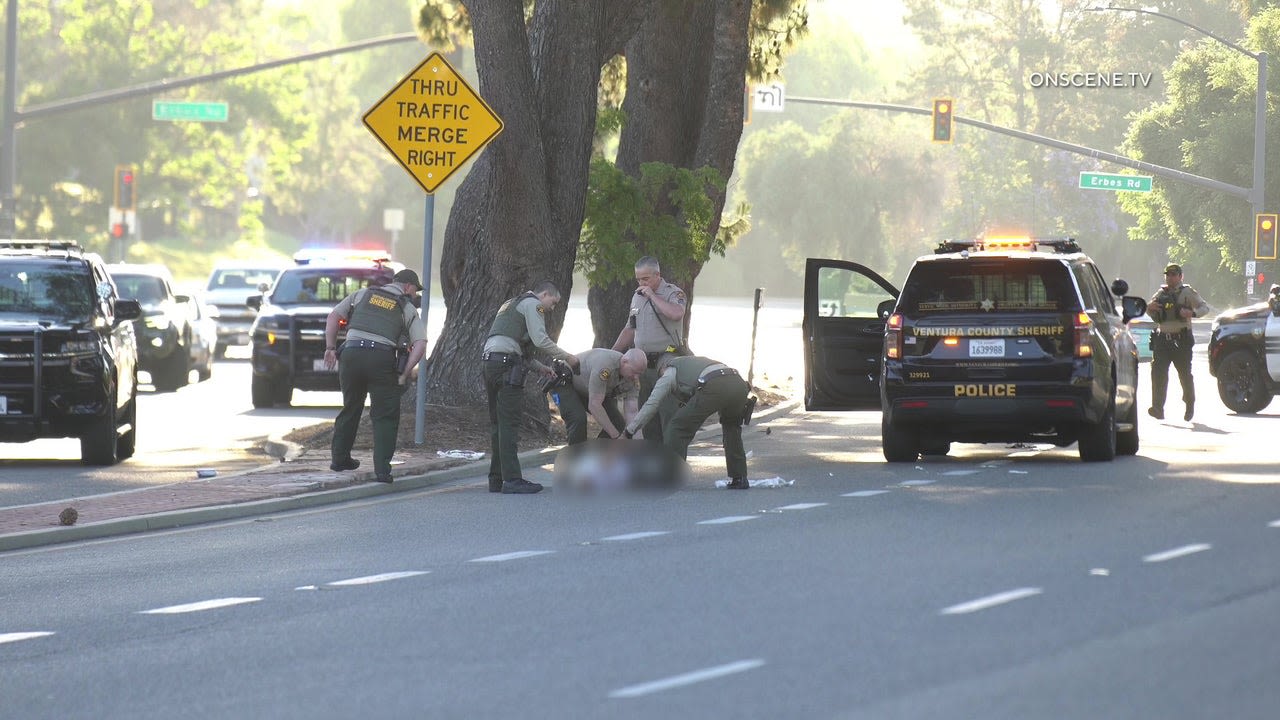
[0,399,801,552]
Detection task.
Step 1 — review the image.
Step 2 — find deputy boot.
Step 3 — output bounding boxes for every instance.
[1184,403,1194,422]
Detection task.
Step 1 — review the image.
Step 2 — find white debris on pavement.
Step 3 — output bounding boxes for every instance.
[437,450,485,460]
[714,476,793,489]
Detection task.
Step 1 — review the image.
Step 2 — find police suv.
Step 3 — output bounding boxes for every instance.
[1208,283,1280,413]
[803,237,1148,462]
[247,250,404,408]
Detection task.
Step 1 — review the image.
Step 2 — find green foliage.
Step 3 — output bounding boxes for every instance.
[577,159,727,286]
[749,0,810,81]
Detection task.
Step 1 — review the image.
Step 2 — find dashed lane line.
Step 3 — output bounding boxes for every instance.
[774,503,829,511]
[940,588,1043,615]
[898,480,935,487]
[0,632,54,644]
[326,571,430,586]
[696,516,758,525]
[842,490,890,497]
[138,597,262,615]
[468,550,555,563]
[608,659,766,699]
[1269,519,1280,528]
[1143,543,1212,563]
[602,531,671,542]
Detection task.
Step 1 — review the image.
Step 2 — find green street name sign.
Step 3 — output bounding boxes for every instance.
[152,101,229,123]
[1078,171,1151,193]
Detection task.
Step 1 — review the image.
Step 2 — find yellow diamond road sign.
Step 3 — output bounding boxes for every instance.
[362,52,503,194]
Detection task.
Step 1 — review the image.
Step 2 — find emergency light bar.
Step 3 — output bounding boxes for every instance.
[934,237,1081,255]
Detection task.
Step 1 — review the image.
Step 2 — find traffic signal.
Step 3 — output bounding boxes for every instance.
[110,222,126,239]
[932,98,953,143]
[113,165,136,211]
[1255,213,1278,260]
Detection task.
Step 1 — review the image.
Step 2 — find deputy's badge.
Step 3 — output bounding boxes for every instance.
[599,369,610,380]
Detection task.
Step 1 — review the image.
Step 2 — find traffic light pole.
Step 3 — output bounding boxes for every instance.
[0,0,419,237]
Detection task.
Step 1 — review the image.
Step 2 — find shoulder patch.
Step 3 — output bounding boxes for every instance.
[536,305,545,314]
[672,292,687,305]
[599,369,610,380]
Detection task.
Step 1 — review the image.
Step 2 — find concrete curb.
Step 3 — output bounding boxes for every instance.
[0,397,801,553]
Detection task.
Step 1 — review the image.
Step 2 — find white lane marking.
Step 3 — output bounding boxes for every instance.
[899,480,935,486]
[139,597,262,614]
[697,516,757,525]
[602,531,671,542]
[775,503,828,511]
[608,658,765,698]
[1269,519,1280,528]
[469,550,554,563]
[1143,543,1211,563]
[295,585,319,591]
[0,632,54,645]
[842,490,889,497]
[941,587,1043,615]
[327,571,429,586]
[942,470,980,476]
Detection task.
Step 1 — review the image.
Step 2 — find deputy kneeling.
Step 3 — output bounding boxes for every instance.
[622,353,753,489]
[323,269,428,484]
[549,348,646,444]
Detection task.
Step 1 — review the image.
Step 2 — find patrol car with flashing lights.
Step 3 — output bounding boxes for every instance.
[1208,283,1280,413]
[246,250,404,408]
[803,236,1148,462]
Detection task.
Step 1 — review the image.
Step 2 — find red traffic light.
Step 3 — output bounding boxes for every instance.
[110,222,125,239]
[113,165,136,210]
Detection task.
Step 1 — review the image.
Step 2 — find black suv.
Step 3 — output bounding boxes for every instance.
[0,240,142,464]
[803,237,1148,462]
[247,252,403,408]
[1207,283,1280,413]
[108,263,193,392]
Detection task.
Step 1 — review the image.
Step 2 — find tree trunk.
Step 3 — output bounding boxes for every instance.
[593,0,752,350]
[424,1,647,410]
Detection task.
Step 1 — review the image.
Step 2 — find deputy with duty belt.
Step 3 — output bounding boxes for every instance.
[622,354,755,490]
[323,269,428,483]
[1147,262,1211,422]
[610,256,687,443]
[483,281,579,494]
[549,348,646,445]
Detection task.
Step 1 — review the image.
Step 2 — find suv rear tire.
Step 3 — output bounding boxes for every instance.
[882,413,920,462]
[251,375,274,408]
[1077,396,1117,462]
[1216,350,1272,414]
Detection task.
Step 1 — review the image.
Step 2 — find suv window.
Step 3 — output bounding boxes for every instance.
[897,258,1079,316]
[1072,263,1116,315]
[0,260,95,319]
[112,274,168,306]
[207,267,280,292]
[270,268,391,305]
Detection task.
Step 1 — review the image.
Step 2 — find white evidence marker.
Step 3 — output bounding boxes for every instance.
[139,597,262,614]
[609,659,766,698]
[940,587,1043,615]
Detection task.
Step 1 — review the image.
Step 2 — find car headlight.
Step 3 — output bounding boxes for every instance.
[144,315,172,330]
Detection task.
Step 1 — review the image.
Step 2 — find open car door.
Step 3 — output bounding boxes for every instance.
[803,258,899,410]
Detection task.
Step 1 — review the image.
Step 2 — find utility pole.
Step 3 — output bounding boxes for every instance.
[0,0,418,237]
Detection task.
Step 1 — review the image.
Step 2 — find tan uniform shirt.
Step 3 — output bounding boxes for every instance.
[1147,283,1210,334]
[482,296,574,362]
[628,280,687,352]
[335,284,426,346]
[571,348,638,403]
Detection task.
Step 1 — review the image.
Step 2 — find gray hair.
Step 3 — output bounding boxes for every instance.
[634,256,661,274]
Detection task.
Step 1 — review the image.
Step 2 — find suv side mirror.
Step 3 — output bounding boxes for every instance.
[876,298,896,320]
[1120,296,1147,322]
[247,295,263,311]
[174,294,191,304]
[1110,279,1129,296]
[114,298,142,322]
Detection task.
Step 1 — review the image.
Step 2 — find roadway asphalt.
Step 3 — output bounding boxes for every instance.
[0,399,801,553]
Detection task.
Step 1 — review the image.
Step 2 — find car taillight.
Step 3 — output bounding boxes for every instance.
[885,313,903,359]
[1074,312,1092,358]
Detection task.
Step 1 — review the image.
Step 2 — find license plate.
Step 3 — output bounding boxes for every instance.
[969,338,1005,357]
[312,359,333,372]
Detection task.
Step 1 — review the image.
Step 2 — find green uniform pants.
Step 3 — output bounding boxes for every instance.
[553,387,625,444]
[484,359,525,482]
[332,347,405,476]
[663,374,749,480]
[1150,331,1195,413]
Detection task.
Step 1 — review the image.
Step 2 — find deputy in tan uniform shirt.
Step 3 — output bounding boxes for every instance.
[549,348,645,444]
[611,256,687,442]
